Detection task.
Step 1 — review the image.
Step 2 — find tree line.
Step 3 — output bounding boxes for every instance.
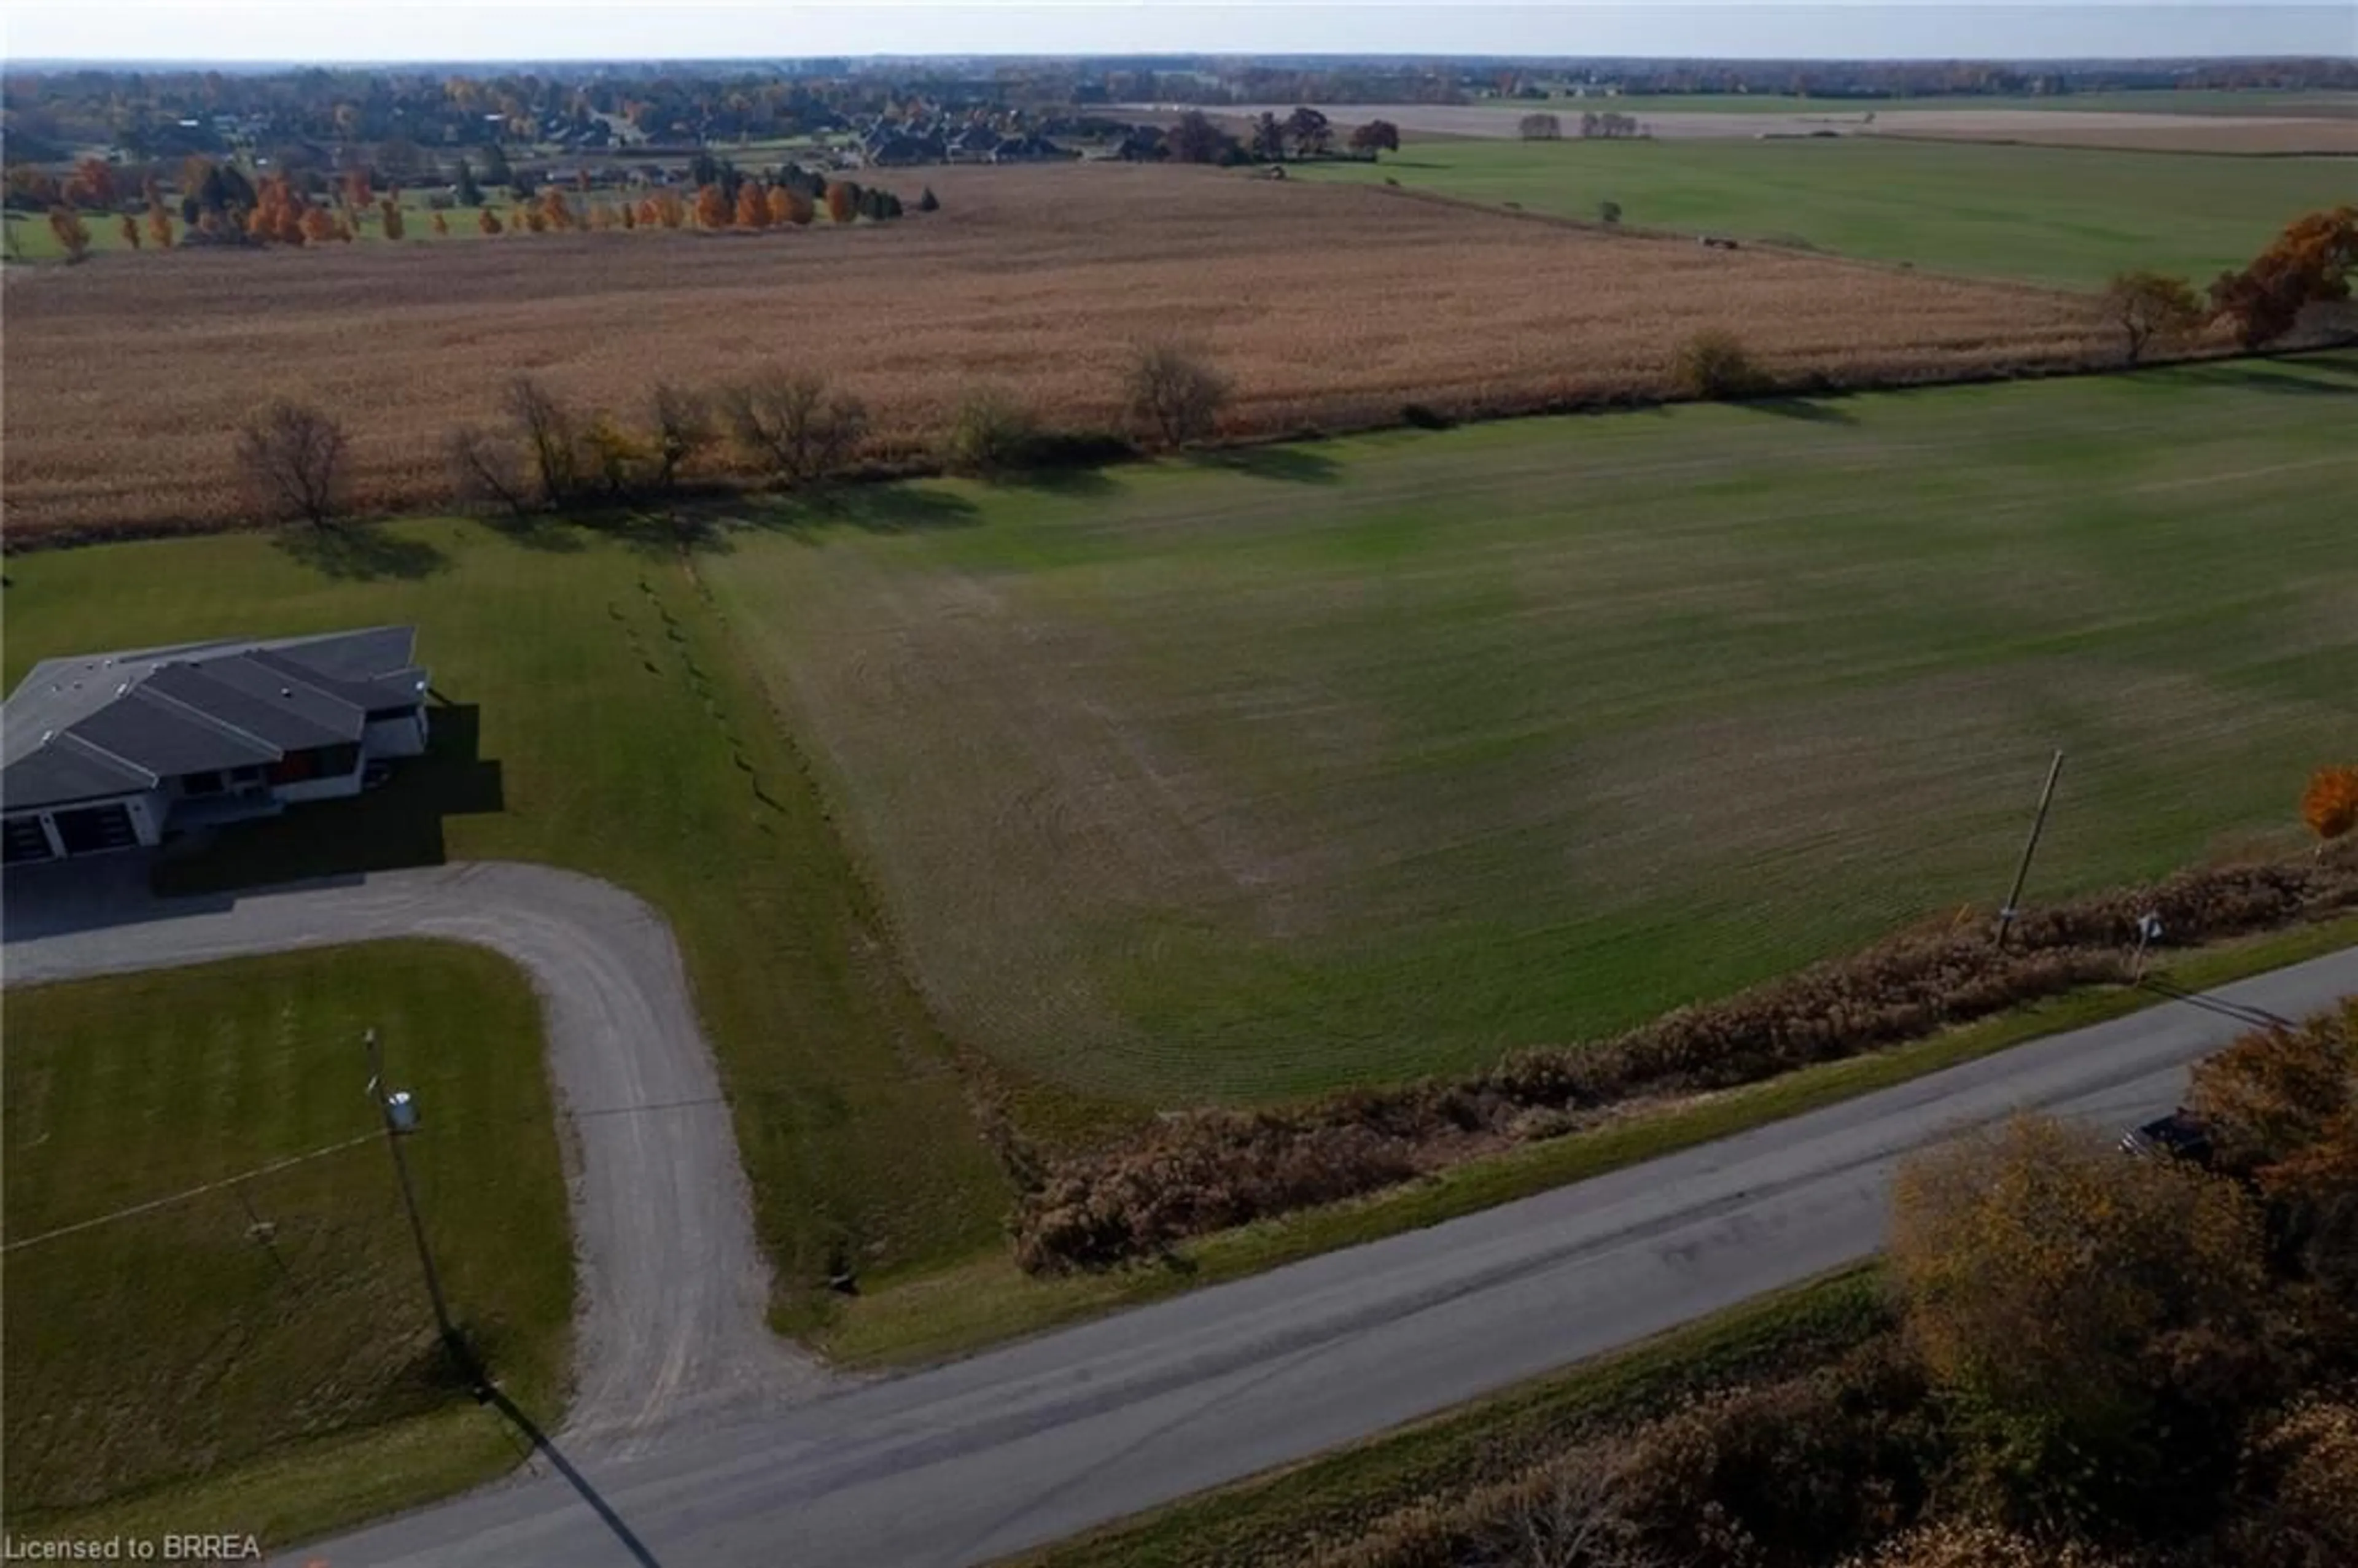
[32,155,926,260]
[1518,110,1647,140]
[2102,204,2358,359]
[230,340,1234,532]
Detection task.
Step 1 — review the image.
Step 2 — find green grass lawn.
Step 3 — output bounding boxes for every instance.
[0,518,1013,1325]
[1307,139,2352,288]
[702,354,2358,1112]
[1,942,567,1543]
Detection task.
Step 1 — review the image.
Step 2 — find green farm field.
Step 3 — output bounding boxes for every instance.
[1303,138,2354,288]
[0,514,1012,1322]
[1477,90,2358,117]
[704,354,2358,1107]
[2,942,567,1539]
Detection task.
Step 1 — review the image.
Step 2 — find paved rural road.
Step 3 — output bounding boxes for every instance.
[1,859,826,1457]
[275,944,2347,1568]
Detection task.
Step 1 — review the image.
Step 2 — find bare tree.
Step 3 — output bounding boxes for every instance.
[234,398,348,529]
[443,424,531,518]
[720,368,868,484]
[503,375,582,506]
[1125,341,1232,449]
[648,381,715,491]
[2101,270,2205,365]
[1519,112,1564,141]
[1492,1450,1659,1568]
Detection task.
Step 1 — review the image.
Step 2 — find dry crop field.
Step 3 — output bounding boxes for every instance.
[1,161,2104,537]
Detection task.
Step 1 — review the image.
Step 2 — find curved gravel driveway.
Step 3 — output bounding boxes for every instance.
[1,859,829,1454]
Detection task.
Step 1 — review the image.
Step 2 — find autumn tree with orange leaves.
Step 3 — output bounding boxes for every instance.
[694,183,730,229]
[823,181,857,225]
[64,156,115,209]
[764,185,794,227]
[146,202,174,249]
[117,212,141,250]
[2190,1000,2358,1297]
[49,207,93,263]
[298,207,344,244]
[249,174,309,245]
[477,207,503,235]
[1891,1114,2268,1517]
[540,189,575,230]
[432,210,451,236]
[735,180,772,228]
[2302,766,2358,856]
[2209,204,2358,349]
[379,198,405,241]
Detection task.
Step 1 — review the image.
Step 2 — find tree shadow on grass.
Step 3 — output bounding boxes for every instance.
[151,704,504,897]
[1742,397,1858,425]
[2174,359,2358,398]
[1187,444,1343,485]
[482,510,588,553]
[274,526,451,581]
[750,484,983,540]
[995,464,1122,498]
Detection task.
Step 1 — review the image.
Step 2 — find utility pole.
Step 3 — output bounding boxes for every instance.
[363,1028,469,1381]
[1994,750,2064,951]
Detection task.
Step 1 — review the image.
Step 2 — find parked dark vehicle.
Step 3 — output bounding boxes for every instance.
[2120,1108,2214,1165]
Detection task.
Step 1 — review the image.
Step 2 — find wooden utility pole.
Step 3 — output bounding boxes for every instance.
[1994,751,2065,950]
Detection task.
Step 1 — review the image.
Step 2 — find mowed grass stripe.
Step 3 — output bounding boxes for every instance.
[702,354,2358,1108]
[1,941,567,1538]
[1299,137,2356,287]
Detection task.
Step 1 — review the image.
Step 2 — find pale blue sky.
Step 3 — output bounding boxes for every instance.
[6,2,2353,64]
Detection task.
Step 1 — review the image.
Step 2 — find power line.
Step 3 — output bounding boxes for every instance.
[1,1131,377,1254]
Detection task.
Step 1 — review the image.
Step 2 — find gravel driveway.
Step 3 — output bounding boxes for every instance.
[2,858,830,1455]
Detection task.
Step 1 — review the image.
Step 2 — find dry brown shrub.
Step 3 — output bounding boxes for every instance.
[1313,1339,1930,1568]
[1012,856,2358,1271]
[1840,1520,2129,1568]
[2220,1397,2358,1568]
[0,165,2111,537]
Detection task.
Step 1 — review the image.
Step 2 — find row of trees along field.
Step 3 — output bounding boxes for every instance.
[2103,204,2358,355]
[230,341,1232,532]
[1160,107,1399,165]
[36,165,929,260]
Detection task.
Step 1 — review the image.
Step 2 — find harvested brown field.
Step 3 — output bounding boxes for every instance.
[1,163,2106,537]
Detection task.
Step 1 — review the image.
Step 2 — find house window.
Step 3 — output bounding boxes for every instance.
[182,770,225,797]
[365,705,418,724]
[266,743,361,785]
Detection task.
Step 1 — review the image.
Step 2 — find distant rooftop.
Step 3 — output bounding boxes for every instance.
[3,627,426,812]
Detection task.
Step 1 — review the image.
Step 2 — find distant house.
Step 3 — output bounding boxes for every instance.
[863,128,947,166]
[947,124,1002,163]
[1,627,431,865]
[991,134,1080,165]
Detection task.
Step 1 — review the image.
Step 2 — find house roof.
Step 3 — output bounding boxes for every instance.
[2,626,427,812]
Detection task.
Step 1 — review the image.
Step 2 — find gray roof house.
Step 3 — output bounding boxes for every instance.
[2,626,431,864]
